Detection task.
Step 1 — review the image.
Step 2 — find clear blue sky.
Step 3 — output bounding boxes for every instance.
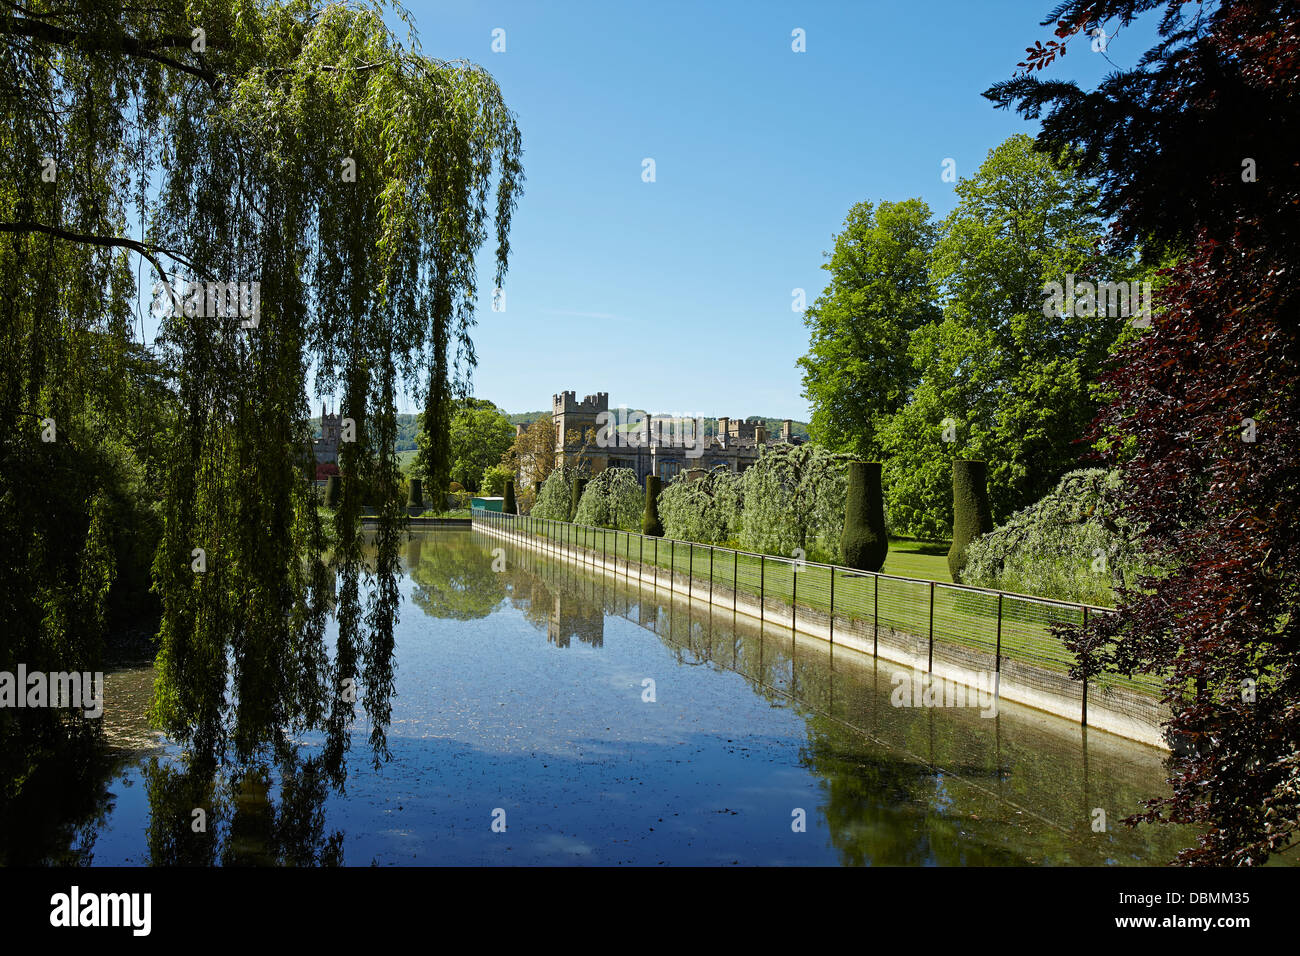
[393,0,1154,421]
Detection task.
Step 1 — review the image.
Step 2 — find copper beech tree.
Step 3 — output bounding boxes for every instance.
[989,0,1300,864]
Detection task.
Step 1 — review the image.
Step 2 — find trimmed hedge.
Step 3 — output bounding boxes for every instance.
[642,475,664,537]
[570,477,586,522]
[407,478,423,510]
[840,461,888,572]
[324,475,342,509]
[504,479,517,515]
[948,459,993,582]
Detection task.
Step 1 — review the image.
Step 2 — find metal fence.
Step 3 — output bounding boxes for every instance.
[473,511,1164,726]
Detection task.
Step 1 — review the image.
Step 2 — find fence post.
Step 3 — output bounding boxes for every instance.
[760,555,765,626]
[709,546,714,604]
[732,550,737,615]
[829,567,835,645]
[1082,605,1089,728]
[689,543,693,599]
[669,540,674,594]
[928,581,935,673]
[873,575,879,657]
[654,537,658,588]
[995,593,1003,673]
[791,559,797,632]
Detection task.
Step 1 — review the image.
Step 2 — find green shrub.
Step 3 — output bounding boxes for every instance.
[642,475,664,537]
[841,461,888,571]
[503,479,517,515]
[324,475,342,509]
[657,466,743,544]
[570,477,586,521]
[531,466,578,521]
[739,443,849,563]
[573,467,642,530]
[948,460,993,582]
[962,468,1154,605]
[407,478,423,510]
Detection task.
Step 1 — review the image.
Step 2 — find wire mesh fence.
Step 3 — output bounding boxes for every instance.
[472,510,1163,719]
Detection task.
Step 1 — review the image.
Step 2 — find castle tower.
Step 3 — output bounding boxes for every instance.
[552,390,609,454]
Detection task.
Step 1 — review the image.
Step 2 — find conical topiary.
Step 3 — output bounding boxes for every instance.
[324,475,342,509]
[840,461,888,572]
[642,475,664,537]
[407,478,423,513]
[503,479,517,515]
[570,477,586,522]
[948,459,993,582]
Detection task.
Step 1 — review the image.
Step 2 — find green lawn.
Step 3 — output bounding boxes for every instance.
[882,538,952,582]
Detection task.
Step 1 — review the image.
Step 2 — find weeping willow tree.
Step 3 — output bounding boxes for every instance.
[2,0,523,778]
[739,444,851,563]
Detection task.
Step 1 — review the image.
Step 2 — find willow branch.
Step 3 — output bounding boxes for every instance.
[0,220,208,280]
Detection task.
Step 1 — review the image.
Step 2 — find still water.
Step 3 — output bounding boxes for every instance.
[20,528,1192,865]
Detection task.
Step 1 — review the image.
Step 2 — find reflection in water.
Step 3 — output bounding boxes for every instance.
[143,750,343,866]
[494,532,1193,865]
[19,527,1202,865]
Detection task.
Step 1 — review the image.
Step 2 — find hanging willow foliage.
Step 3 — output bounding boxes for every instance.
[2,0,523,776]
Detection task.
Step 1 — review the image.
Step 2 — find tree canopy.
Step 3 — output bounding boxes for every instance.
[1,0,523,775]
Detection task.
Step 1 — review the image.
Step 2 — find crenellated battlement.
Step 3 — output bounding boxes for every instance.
[553,390,609,414]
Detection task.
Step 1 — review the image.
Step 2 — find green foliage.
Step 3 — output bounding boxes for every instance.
[425,399,514,493]
[324,475,342,509]
[739,444,849,563]
[948,461,993,582]
[530,466,575,521]
[479,464,512,498]
[657,466,744,544]
[799,199,941,457]
[642,476,664,537]
[2,0,524,774]
[819,135,1138,538]
[962,469,1150,606]
[840,461,888,572]
[406,478,423,509]
[503,480,517,515]
[573,467,642,531]
[570,477,586,521]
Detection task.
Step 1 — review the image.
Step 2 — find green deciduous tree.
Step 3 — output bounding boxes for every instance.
[435,399,514,493]
[878,134,1137,537]
[799,200,940,457]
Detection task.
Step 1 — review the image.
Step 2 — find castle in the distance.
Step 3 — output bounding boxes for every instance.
[313,403,342,466]
[547,390,800,485]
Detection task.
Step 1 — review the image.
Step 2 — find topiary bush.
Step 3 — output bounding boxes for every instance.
[324,474,342,509]
[407,478,423,511]
[948,460,993,582]
[503,479,517,515]
[570,477,586,521]
[840,461,888,571]
[573,467,642,530]
[657,465,744,544]
[642,475,664,537]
